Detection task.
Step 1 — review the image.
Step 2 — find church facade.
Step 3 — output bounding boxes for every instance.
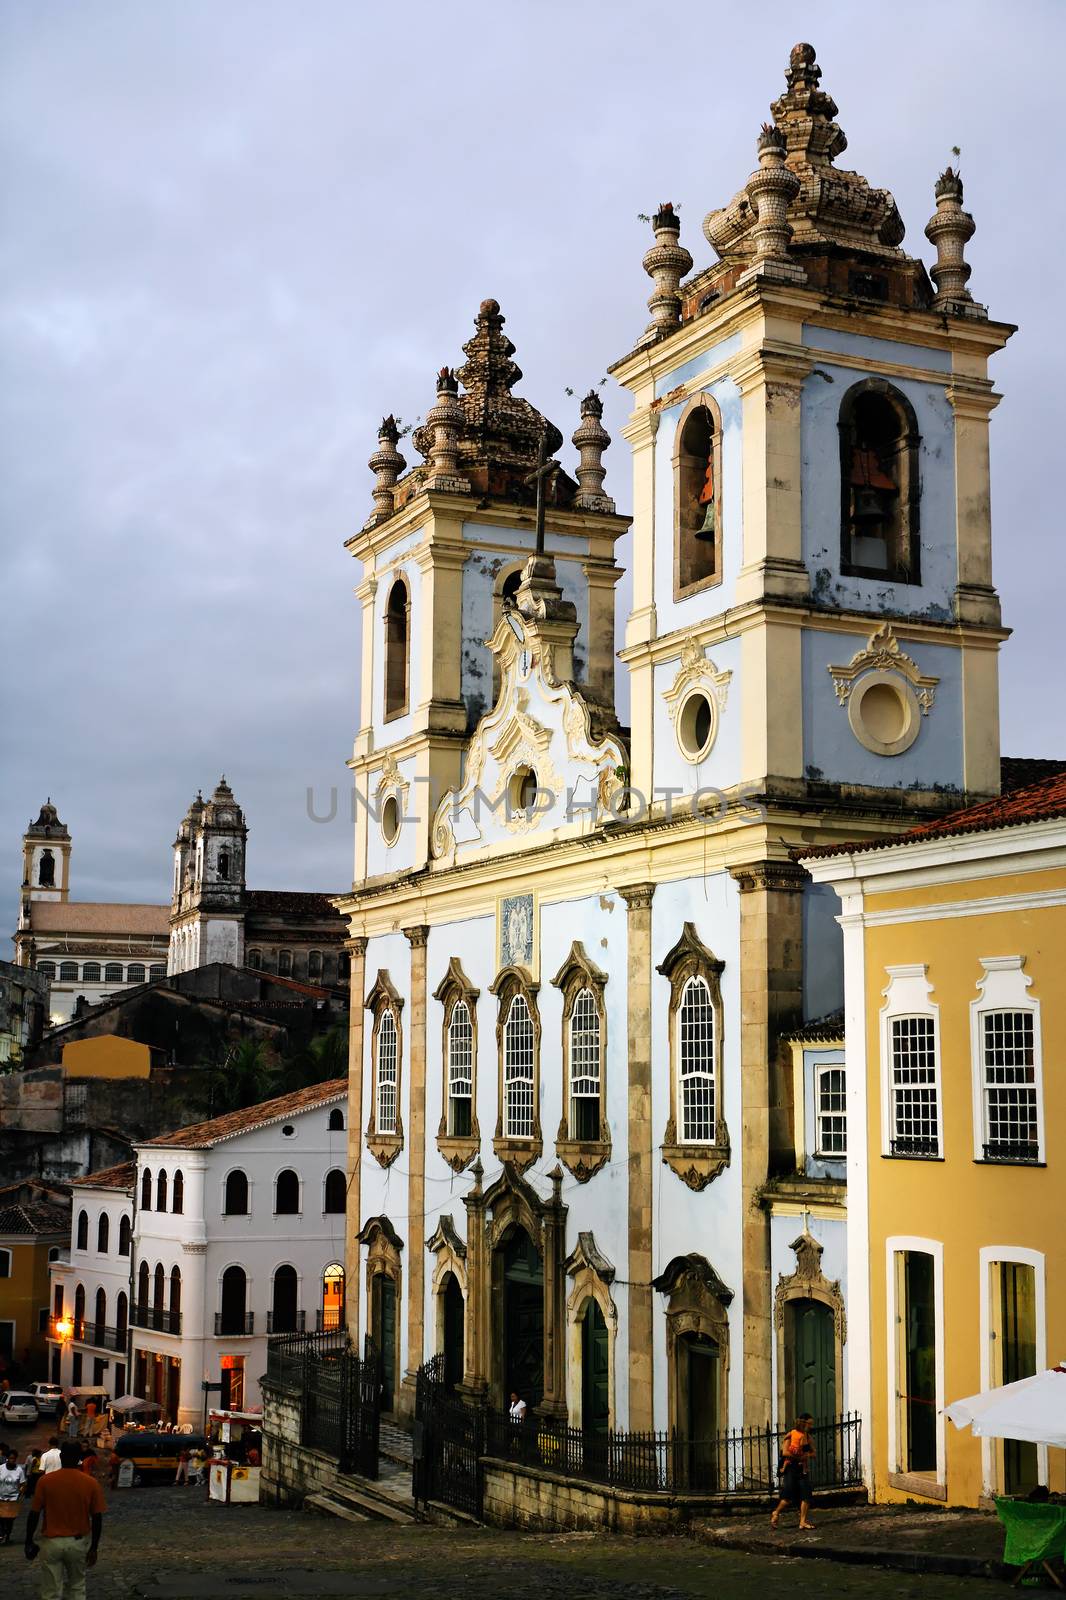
[335,43,1012,1449]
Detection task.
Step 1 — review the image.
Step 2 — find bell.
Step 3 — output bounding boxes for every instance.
[694,496,716,540]
[852,487,888,527]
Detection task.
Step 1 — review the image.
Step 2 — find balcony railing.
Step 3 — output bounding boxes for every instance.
[132,1303,183,1335]
[72,1321,127,1352]
[983,1139,1040,1163]
[889,1136,940,1158]
[266,1310,306,1335]
[215,1311,255,1337]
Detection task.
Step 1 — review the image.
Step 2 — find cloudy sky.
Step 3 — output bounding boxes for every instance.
[2,0,1063,949]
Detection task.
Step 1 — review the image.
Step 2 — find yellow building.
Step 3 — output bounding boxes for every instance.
[0,1182,71,1379]
[804,771,1066,1506]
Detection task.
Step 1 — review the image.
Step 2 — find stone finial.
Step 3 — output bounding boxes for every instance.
[641,203,693,338]
[925,167,986,318]
[571,390,614,512]
[422,367,470,491]
[737,124,805,287]
[368,415,405,521]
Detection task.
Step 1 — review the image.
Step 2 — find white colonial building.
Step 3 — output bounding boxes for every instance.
[335,41,1014,1462]
[49,1080,349,1423]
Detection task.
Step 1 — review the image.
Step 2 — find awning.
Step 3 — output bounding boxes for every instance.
[945,1365,1066,1449]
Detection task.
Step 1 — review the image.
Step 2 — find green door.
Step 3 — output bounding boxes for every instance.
[788,1299,836,1421]
[580,1300,610,1434]
[1000,1263,1038,1495]
[683,1334,720,1490]
[443,1274,465,1391]
[502,1228,543,1408]
[374,1275,397,1412]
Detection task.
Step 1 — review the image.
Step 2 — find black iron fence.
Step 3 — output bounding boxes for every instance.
[265,1327,379,1480]
[131,1304,183,1336]
[413,1357,862,1518]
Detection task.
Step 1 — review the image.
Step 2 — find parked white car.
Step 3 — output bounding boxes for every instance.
[28,1382,64,1416]
[0,1391,39,1424]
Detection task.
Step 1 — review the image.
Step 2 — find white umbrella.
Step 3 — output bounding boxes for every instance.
[945,1364,1066,1448]
[110,1395,163,1414]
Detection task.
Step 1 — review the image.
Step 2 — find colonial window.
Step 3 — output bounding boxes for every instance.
[308,950,322,979]
[59,962,77,981]
[674,395,724,598]
[83,962,101,983]
[128,963,145,983]
[222,1168,249,1216]
[364,971,404,1167]
[118,1215,131,1255]
[248,950,263,971]
[433,958,480,1172]
[76,1210,88,1250]
[278,950,292,977]
[169,1266,181,1318]
[881,965,941,1159]
[888,1240,944,1493]
[657,923,729,1189]
[172,1170,184,1214]
[150,964,166,981]
[274,1169,300,1215]
[0,1249,10,1279]
[156,1170,168,1211]
[140,1169,152,1210]
[815,1064,847,1156]
[218,850,230,881]
[490,967,542,1171]
[384,576,410,721]
[104,962,123,982]
[323,1169,346,1214]
[37,961,56,979]
[338,951,351,980]
[839,378,920,583]
[328,1108,344,1132]
[96,1213,109,1254]
[552,942,610,1182]
[970,957,1043,1164]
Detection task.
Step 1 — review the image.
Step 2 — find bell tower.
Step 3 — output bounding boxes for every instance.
[345,300,630,887]
[168,777,247,973]
[21,800,71,908]
[613,42,1012,815]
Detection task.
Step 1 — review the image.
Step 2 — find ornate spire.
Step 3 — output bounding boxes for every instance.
[737,125,804,287]
[769,42,847,174]
[925,168,985,318]
[571,391,614,511]
[368,416,405,522]
[642,204,692,337]
[420,367,469,490]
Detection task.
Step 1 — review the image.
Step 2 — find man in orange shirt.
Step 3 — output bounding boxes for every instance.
[24,1441,106,1599]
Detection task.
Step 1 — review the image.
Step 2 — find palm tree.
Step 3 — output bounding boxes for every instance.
[209,1036,277,1114]
[276,1024,347,1094]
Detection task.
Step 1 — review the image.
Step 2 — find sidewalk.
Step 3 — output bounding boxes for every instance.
[694,1501,1010,1581]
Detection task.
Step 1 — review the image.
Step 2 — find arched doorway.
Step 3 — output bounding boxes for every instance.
[786,1298,836,1421]
[678,1331,720,1489]
[322,1264,345,1331]
[371,1273,397,1412]
[441,1273,464,1391]
[220,1266,247,1336]
[500,1227,543,1409]
[580,1299,609,1435]
[272,1265,298,1334]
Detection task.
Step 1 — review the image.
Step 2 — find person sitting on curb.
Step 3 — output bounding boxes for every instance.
[771,1413,816,1532]
[25,1440,106,1592]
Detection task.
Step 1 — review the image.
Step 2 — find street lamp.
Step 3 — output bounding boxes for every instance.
[54,1316,73,1342]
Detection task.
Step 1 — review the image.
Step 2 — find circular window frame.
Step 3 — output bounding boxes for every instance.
[380,792,402,847]
[847,671,920,756]
[507,765,540,818]
[676,688,718,764]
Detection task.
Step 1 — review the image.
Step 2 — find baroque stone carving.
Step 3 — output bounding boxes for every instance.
[657,924,731,1190]
[426,1213,467,1261]
[662,637,732,731]
[827,624,939,712]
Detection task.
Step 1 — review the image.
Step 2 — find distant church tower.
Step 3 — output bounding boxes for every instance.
[20,800,71,909]
[168,778,248,974]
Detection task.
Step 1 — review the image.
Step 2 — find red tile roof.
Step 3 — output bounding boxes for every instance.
[245,889,345,921]
[69,1162,136,1191]
[0,1200,71,1237]
[141,1076,347,1149]
[802,769,1066,862]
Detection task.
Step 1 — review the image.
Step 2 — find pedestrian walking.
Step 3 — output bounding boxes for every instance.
[24,1440,106,1596]
[23,1445,43,1500]
[173,1448,189,1486]
[771,1413,816,1531]
[64,1400,79,1441]
[39,1438,63,1475]
[0,1446,26,1545]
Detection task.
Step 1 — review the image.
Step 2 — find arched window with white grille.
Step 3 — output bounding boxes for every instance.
[569,988,601,1142]
[504,995,535,1139]
[678,976,715,1143]
[376,1010,398,1135]
[448,1000,474,1137]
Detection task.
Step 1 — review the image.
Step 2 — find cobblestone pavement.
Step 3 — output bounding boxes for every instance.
[0,1483,993,1599]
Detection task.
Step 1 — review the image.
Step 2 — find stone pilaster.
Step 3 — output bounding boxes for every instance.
[538,1165,569,1421]
[729,861,806,1427]
[401,924,429,1418]
[459,1158,489,1402]
[344,937,368,1346]
[620,882,655,1430]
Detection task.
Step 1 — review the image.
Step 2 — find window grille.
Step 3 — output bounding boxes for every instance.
[59,961,78,981]
[377,1010,398,1134]
[890,1015,939,1155]
[569,988,601,1141]
[37,961,56,979]
[83,962,101,983]
[104,963,123,983]
[678,976,715,1142]
[448,1001,473,1137]
[982,1010,1038,1160]
[504,994,535,1139]
[128,963,145,983]
[816,1065,847,1155]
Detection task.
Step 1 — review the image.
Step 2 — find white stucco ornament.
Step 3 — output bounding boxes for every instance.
[828,624,939,758]
[662,637,731,763]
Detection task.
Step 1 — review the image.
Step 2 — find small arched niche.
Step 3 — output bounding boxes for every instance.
[674,396,723,598]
